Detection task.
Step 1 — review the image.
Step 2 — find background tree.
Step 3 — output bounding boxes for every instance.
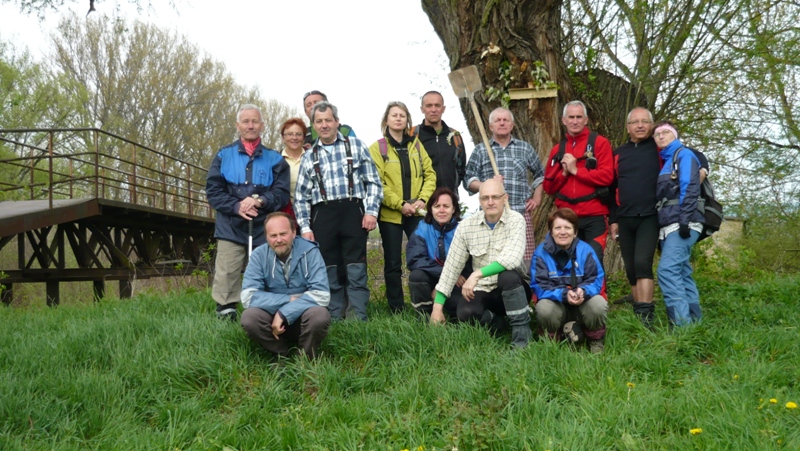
[423,0,800,267]
[48,14,299,173]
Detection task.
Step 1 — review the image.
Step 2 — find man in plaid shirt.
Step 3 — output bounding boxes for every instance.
[464,107,545,265]
[294,101,383,321]
[432,179,533,348]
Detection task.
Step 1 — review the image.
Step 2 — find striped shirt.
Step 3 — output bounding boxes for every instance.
[464,136,545,213]
[294,133,383,234]
[435,207,526,296]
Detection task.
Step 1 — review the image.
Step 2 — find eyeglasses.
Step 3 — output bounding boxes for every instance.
[283,132,304,138]
[479,194,506,202]
[653,130,673,137]
[239,119,262,126]
[627,119,653,125]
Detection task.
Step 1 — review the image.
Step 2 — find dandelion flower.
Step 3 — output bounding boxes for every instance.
[417,447,425,451]
[733,374,739,380]
[690,428,703,435]
[770,398,778,404]
[787,402,798,409]
[627,382,635,388]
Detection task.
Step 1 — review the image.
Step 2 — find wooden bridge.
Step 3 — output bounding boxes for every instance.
[0,128,216,305]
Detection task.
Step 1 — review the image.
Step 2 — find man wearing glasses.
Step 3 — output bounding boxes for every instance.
[609,108,709,328]
[464,107,545,265]
[432,179,533,348]
[543,100,614,264]
[206,104,291,321]
[301,90,356,149]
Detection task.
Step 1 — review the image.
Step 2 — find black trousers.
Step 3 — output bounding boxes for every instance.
[379,216,422,312]
[457,271,531,322]
[578,215,608,264]
[617,215,659,285]
[311,199,369,320]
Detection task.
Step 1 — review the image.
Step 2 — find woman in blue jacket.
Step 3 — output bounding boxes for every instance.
[531,208,608,353]
[406,187,470,323]
[653,120,704,327]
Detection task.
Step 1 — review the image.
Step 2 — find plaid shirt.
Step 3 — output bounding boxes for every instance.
[464,136,544,213]
[294,133,383,233]
[435,208,526,296]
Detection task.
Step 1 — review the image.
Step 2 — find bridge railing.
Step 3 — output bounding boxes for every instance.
[0,128,212,218]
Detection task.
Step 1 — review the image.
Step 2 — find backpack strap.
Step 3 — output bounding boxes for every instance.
[378,138,389,161]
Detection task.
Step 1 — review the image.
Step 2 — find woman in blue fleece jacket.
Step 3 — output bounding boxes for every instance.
[530,208,608,353]
[405,187,471,322]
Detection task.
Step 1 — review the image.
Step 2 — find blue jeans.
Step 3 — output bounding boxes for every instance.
[658,229,701,326]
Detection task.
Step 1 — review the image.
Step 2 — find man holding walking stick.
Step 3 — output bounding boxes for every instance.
[464,107,545,265]
[206,104,290,321]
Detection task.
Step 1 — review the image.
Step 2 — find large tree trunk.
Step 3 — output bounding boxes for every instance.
[422,0,570,240]
[422,0,626,274]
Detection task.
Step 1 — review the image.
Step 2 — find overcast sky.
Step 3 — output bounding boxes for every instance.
[1,0,481,207]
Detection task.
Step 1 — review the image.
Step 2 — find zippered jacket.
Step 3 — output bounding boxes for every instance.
[240,236,329,325]
[206,140,290,246]
[530,233,604,303]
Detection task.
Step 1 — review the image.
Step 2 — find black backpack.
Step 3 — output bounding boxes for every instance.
[659,147,724,241]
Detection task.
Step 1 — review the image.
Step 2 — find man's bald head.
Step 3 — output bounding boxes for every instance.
[480,178,505,197]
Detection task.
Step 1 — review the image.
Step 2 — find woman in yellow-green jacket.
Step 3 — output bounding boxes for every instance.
[369,101,437,313]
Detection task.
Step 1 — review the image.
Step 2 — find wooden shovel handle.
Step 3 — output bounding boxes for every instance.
[468,97,499,176]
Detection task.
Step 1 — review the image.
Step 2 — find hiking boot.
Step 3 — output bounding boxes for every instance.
[589,338,605,354]
[632,302,655,330]
[216,302,238,322]
[563,321,585,345]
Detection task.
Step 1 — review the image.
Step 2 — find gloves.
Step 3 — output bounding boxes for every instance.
[679,223,691,239]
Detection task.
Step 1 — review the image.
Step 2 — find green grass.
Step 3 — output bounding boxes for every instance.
[1,277,799,450]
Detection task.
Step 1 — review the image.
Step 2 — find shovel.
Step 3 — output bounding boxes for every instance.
[448,65,500,177]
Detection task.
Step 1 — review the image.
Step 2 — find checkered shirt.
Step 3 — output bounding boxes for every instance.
[464,136,545,213]
[294,133,383,233]
[435,208,526,296]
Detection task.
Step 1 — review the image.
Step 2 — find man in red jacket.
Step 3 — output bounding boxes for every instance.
[543,100,614,262]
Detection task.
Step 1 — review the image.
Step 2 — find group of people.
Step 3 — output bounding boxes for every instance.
[205,90,710,359]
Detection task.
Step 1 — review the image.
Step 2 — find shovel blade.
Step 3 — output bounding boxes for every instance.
[448,65,483,98]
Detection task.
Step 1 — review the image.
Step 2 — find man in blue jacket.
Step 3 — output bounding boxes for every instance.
[206,104,290,320]
[240,212,331,359]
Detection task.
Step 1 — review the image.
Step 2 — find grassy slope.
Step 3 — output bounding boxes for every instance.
[1,276,799,450]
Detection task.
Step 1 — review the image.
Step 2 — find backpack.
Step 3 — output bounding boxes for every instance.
[552,132,614,206]
[659,147,724,241]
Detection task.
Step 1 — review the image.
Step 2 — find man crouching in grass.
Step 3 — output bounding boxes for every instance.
[240,212,331,359]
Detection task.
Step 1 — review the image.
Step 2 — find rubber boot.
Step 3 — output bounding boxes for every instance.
[408,281,433,318]
[632,301,655,330]
[325,265,345,320]
[502,286,532,348]
[345,263,369,321]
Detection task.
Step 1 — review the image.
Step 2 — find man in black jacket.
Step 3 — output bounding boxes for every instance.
[609,107,661,328]
[414,91,466,192]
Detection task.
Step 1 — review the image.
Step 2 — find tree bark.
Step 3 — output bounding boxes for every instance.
[422,0,631,274]
[422,0,570,241]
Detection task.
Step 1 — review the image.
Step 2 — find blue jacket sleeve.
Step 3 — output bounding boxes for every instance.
[205,151,241,217]
[678,153,701,226]
[261,158,291,212]
[530,246,566,303]
[578,244,605,299]
[277,246,330,325]
[406,233,443,277]
[241,246,292,313]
